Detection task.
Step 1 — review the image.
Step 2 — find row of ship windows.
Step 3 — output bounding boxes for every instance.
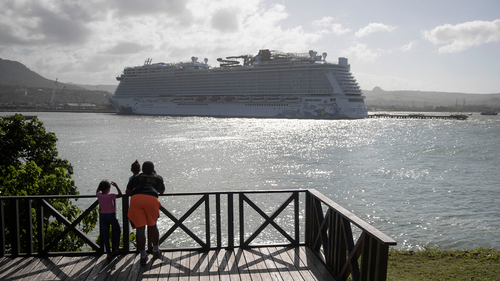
[123,68,348,75]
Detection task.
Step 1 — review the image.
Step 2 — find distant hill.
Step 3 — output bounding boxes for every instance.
[0,58,84,90]
[363,87,500,108]
[75,84,117,94]
[0,58,110,105]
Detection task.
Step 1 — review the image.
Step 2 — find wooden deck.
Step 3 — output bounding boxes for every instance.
[0,246,334,280]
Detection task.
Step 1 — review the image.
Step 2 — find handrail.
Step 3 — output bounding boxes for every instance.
[0,189,396,281]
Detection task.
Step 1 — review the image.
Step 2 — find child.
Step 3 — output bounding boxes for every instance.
[96,180,122,259]
[130,160,141,181]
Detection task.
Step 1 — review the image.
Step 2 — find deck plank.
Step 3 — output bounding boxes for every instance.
[189,250,201,280]
[169,249,183,280]
[276,247,314,281]
[258,247,284,281]
[67,256,98,281]
[206,248,220,281]
[158,251,173,279]
[216,249,231,281]
[242,248,266,281]
[0,246,338,281]
[0,257,32,280]
[225,250,242,281]
[281,247,320,281]
[145,253,164,281]
[85,254,112,281]
[107,254,137,281]
[5,256,36,280]
[197,251,211,281]
[179,251,195,281]
[302,247,336,280]
[124,254,143,281]
[28,256,64,280]
[234,248,252,281]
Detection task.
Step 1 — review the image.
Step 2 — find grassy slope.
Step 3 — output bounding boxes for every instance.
[387,248,500,280]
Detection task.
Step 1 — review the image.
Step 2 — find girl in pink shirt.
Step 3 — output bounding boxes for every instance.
[96,180,122,258]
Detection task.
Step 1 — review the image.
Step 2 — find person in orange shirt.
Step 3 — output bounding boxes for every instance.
[126,161,165,265]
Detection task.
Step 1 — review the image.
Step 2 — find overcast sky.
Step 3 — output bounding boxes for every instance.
[1,0,499,93]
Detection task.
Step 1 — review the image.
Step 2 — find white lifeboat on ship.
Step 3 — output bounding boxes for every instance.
[183,97,195,103]
[196,96,207,102]
[237,97,251,102]
[224,96,235,102]
[267,97,280,102]
[210,96,221,101]
[252,97,265,102]
[172,97,182,102]
[285,97,299,102]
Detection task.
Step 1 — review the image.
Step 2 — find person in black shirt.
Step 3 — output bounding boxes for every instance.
[126,161,165,264]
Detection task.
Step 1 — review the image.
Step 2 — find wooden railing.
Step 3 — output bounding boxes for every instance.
[0,189,396,280]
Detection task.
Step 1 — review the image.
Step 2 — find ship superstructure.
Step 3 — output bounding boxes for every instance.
[108,49,367,119]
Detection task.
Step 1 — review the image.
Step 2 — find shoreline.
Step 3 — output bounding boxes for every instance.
[0,108,116,114]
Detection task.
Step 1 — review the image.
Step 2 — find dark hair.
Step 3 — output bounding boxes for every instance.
[142,161,155,175]
[98,180,111,192]
[131,159,141,175]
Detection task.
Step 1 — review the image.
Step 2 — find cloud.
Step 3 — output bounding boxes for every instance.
[355,23,396,37]
[312,16,351,35]
[422,19,500,53]
[211,8,240,32]
[400,41,417,51]
[0,0,332,85]
[340,43,381,63]
[104,42,148,55]
[0,1,92,46]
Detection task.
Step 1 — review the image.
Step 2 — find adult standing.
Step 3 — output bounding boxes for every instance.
[126,161,165,265]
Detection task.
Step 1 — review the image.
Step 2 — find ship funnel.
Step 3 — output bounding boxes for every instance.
[322,52,327,61]
[191,56,198,63]
[204,58,208,64]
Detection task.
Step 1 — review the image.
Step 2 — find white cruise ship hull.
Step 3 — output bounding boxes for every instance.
[109,96,367,119]
[109,49,368,119]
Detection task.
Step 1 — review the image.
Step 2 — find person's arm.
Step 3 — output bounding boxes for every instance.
[158,176,165,195]
[111,181,123,198]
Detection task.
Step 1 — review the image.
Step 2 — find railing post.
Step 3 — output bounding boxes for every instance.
[0,199,4,257]
[204,194,210,250]
[239,192,244,247]
[36,199,44,256]
[24,199,33,256]
[122,195,130,253]
[216,194,221,249]
[228,193,234,249]
[305,191,312,246]
[294,191,299,246]
[11,199,20,257]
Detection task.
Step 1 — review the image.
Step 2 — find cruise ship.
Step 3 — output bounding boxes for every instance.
[108,49,367,119]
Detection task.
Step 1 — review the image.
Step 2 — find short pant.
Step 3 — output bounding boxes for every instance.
[128,194,160,229]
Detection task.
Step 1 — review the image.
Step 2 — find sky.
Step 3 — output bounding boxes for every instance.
[1,0,499,94]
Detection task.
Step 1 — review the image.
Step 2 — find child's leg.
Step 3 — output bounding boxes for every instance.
[100,214,111,253]
[111,216,121,252]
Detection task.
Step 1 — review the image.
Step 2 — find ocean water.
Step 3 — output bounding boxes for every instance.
[4,111,500,250]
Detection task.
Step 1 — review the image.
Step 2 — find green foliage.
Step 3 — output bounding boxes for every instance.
[0,114,98,253]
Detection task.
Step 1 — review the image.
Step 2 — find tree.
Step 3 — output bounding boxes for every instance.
[0,114,97,253]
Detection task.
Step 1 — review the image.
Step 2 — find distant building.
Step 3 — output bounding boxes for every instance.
[65,103,96,109]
